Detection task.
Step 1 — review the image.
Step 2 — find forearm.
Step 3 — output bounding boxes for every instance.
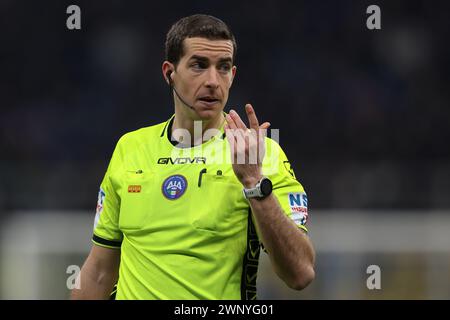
[224,106,315,289]
[70,266,116,299]
[70,248,120,300]
[248,194,315,290]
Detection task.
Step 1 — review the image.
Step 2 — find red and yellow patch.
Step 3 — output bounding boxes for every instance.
[128,185,142,193]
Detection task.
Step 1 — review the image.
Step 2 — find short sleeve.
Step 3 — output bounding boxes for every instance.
[262,138,309,233]
[92,138,124,249]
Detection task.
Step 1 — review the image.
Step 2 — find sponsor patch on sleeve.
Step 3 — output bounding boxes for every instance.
[93,187,106,230]
[288,192,308,227]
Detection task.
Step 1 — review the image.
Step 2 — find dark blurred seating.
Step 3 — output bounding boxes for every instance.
[0,0,449,212]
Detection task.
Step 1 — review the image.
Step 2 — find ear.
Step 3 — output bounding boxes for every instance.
[162,61,174,85]
[230,65,237,87]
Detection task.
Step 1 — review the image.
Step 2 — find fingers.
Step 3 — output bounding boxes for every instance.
[245,104,260,131]
[228,109,247,130]
[225,107,269,166]
[259,122,271,130]
[227,106,267,130]
[225,111,246,143]
[224,124,238,164]
[226,109,271,140]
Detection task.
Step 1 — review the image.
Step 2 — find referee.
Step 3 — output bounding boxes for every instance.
[71,14,315,300]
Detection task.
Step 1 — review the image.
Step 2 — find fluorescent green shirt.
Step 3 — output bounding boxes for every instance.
[92,115,309,300]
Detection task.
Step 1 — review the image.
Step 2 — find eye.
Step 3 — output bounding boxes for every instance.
[219,63,232,72]
[191,61,207,70]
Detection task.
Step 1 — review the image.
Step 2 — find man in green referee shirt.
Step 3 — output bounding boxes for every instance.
[71,14,315,300]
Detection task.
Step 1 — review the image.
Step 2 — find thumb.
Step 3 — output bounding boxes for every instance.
[259,122,271,130]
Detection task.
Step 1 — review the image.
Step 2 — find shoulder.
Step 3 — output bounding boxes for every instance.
[116,121,168,150]
[262,137,298,179]
[263,136,287,163]
[106,120,168,168]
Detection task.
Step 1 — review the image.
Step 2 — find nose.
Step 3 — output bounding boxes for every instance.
[204,67,219,89]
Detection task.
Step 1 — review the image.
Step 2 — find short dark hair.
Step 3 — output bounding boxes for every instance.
[165,14,237,67]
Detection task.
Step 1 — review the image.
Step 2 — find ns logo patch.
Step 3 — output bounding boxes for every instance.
[288,192,308,227]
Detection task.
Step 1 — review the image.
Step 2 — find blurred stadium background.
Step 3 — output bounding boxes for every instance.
[1,0,449,299]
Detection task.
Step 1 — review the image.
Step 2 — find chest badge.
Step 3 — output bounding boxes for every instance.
[128,185,142,193]
[162,175,188,200]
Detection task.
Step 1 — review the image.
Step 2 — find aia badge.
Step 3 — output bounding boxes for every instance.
[288,192,308,226]
[94,187,105,230]
[96,187,106,215]
[162,175,187,200]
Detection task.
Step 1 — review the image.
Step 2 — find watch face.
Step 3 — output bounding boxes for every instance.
[260,178,273,196]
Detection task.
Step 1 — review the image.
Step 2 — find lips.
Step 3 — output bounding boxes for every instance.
[198,95,220,102]
[197,96,220,107]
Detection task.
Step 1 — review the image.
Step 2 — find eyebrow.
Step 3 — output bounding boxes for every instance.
[189,55,233,64]
[218,57,233,64]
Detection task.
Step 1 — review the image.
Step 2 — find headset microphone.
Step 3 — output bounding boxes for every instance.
[167,71,195,110]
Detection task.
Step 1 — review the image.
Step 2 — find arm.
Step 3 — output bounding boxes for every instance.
[247,192,315,290]
[70,244,121,300]
[225,105,315,290]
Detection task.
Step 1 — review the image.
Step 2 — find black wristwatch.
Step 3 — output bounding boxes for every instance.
[243,177,273,199]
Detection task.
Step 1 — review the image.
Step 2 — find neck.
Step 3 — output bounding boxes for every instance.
[172,109,225,147]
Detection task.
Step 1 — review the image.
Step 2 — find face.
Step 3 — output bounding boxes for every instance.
[164,37,236,120]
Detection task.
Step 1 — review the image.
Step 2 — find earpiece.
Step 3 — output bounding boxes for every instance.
[166,69,194,110]
[166,71,173,85]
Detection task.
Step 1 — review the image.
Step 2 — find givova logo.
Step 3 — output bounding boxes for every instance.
[288,192,308,226]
